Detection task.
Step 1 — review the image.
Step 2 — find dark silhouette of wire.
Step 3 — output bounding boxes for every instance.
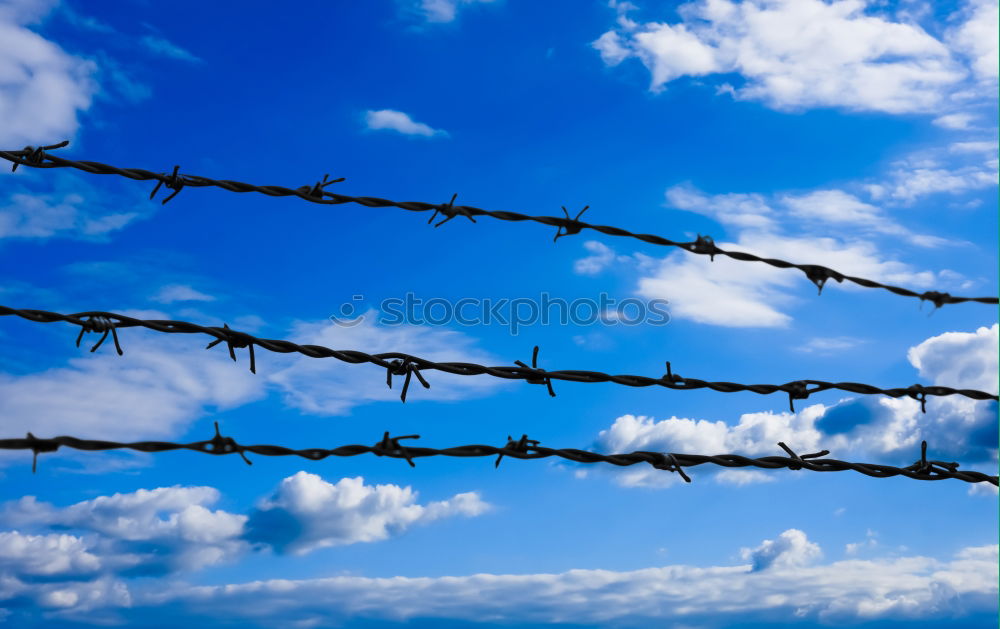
[7,424,995,485]
[1,142,993,308]
[2,305,996,412]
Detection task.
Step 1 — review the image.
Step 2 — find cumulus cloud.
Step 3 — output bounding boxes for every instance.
[0,531,102,577]
[739,528,822,571]
[589,324,998,488]
[0,474,490,619]
[593,0,988,115]
[1,486,248,575]
[908,324,998,394]
[266,313,508,415]
[364,109,448,137]
[28,539,995,628]
[244,472,490,555]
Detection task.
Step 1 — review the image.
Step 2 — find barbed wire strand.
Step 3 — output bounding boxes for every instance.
[1,142,994,309]
[7,423,996,485]
[3,306,996,412]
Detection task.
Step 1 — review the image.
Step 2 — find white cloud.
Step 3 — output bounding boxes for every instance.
[592,408,829,487]
[0,311,505,471]
[666,183,776,230]
[0,0,98,147]
[945,0,999,82]
[573,241,657,276]
[574,240,616,275]
[949,140,999,154]
[74,540,998,628]
[0,190,137,240]
[907,324,999,394]
[150,284,216,304]
[587,324,998,488]
[1,486,248,574]
[873,141,999,203]
[932,113,975,129]
[0,332,266,450]
[667,182,952,246]
[414,0,496,23]
[845,529,879,556]
[739,528,822,571]
[364,109,448,137]
[0,531,101,576]
[780,189,950,245]
[634,230,949,328]
[2,474,488,573]
[795,336,865,354]
[886,164,999,201]
[594,0,974,114]
[0,170,157,242]
[140,35,201,63]
[0,474,491,620]
[266,313,508,415]
[244,472,490,555]
[635,239,796,328]
[782,189,882,225]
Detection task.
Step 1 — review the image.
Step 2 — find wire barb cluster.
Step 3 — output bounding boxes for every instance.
[1,142,994,308]
[2,305,997,411]
[4,425,995,485]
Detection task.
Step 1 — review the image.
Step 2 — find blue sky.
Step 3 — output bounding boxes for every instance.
[0,0,997,626]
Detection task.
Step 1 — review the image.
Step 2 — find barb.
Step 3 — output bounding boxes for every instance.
[3,305,997,409]
[5,427,995,485]
[1,142,993,308]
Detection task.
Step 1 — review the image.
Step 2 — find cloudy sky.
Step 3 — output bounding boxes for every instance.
[0,0,997,626]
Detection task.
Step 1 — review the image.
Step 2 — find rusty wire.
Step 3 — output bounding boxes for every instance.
[3,305,997,412]
[1,142,994,308]
[5,423,996,485]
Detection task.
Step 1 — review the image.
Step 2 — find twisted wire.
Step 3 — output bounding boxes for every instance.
[3,305,996,412]
[1,142,993,308]
[6,423,995,485]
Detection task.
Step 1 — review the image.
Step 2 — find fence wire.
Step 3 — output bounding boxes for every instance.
[2,142,994,308]
[3,305,997,412]
[5,423,995,485]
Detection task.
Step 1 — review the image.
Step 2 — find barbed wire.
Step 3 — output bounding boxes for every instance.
[3,305,996,412]
[5,423,995,485]
[2,142,994,308]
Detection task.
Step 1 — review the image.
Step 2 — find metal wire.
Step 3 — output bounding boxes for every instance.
[6,423,995,485]
[1,142,993,308]
[3,305,996,412]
